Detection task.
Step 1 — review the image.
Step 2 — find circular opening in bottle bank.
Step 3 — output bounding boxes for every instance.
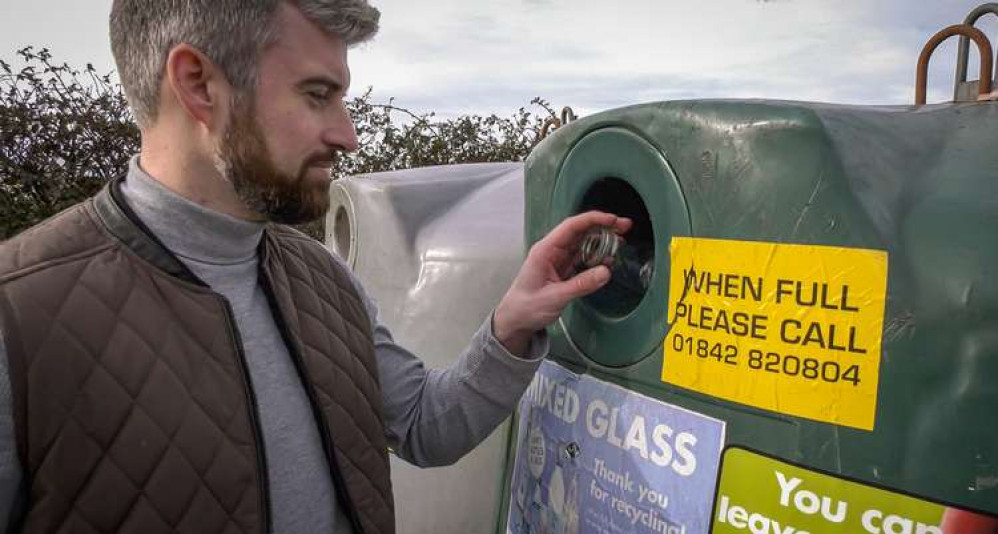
[576,178,654,318]
[549,126,690,367]
[332,205,352,259]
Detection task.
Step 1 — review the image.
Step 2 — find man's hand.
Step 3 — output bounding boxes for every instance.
[493,211,633,356]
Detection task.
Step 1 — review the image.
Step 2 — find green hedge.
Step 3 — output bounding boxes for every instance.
[2,47,558,240]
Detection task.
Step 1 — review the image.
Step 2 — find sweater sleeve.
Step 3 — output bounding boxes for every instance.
[330,251,549,467]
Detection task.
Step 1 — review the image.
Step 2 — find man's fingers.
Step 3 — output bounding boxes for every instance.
[516,211,634,328]
[613,217,634,235]
[539,211,631,251]
[546,265,611,304]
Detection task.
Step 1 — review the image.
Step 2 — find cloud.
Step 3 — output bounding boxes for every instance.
[2,0,990,117]
[355,0,991,116]
[0,0,116,76]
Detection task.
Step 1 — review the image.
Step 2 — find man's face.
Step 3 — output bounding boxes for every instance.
[216,3,358,224]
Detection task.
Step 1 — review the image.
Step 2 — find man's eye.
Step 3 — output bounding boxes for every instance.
[306,91,329,105]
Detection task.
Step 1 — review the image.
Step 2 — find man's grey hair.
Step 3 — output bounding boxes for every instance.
[110,0,379,128]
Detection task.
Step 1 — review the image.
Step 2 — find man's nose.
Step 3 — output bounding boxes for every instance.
[322,111,359,152]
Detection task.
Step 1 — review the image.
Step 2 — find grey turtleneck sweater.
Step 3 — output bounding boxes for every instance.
[0,158,547,533]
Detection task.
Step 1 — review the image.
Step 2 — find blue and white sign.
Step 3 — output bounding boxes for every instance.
[507,361,726,534]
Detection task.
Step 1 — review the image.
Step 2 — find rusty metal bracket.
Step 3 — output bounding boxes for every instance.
[916,24,993,105]
[560,106,577,125]
[954,3,998,101]
[539,106,578,140]
[539,117,561,141]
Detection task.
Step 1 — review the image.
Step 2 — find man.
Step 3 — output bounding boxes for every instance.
[0,1,629,533]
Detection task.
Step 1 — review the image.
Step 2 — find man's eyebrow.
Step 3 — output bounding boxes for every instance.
[297,76,347,93]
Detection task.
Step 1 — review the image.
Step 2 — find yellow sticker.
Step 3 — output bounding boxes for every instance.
[662,237,888,431]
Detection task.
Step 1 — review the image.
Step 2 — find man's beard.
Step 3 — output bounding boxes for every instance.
[215,97,335,225]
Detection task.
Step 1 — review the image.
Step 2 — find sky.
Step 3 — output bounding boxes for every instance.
[2,0,996,118]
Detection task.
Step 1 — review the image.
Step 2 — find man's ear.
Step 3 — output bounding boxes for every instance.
[164,44,229,129]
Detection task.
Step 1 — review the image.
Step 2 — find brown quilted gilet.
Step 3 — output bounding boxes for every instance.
[0,180,395,534]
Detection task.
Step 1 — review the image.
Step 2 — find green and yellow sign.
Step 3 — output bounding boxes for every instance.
[711,448,996,534]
